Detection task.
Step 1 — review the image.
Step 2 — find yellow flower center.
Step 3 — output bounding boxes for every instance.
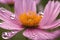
[18,11,43,27]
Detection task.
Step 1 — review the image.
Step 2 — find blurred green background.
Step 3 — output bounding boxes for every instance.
[0,0,60,40]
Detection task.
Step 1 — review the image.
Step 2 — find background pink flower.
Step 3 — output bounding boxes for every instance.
[0,0,40,4]
[0,0,14,4]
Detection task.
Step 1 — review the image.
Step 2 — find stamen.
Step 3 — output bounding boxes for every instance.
[18,11,43,27]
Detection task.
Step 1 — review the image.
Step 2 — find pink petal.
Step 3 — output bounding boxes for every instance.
[0,8,18,24]
[39,19,60,29]
[34,0,41,4]
[0,8,21,25]
[40,1,60,26]
[0,8,24,30]
[48,2,60,24]
[0,8,18,25]
[0,8,13,21]
[23,29,60,40]
[2,30,19,39]
[14,0,37,18]
[0,22,23,30]
[40,1,52,26]
[0,0,14,4]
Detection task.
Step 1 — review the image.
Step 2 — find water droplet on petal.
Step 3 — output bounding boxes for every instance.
[38,11,44,15]
[38,11,44,17]
[2,31,17,39]
[10,14,15,19]
[2,32,10,39]
[0,23,2,24]
[11,31,15,34]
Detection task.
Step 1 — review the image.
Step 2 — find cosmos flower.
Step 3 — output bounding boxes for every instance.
[0,0,60,40]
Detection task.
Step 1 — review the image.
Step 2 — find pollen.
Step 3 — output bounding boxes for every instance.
[18,11,43,27]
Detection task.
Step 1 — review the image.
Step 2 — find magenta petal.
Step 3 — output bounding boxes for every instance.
[14,0,37,18]
[0,7,23,30]
[0,8,13,21]
[2,31,19,39]
[39,19,60,29]
[0,22,23,30]
[40,1,60,26]
[23,29,60,40]
[40,1,52,26]
[34,0,41,4]
[0,7,20,25]
[48,2,60,24]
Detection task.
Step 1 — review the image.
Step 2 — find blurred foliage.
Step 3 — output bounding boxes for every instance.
[0,0,60,40]
[0,3,14,12]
